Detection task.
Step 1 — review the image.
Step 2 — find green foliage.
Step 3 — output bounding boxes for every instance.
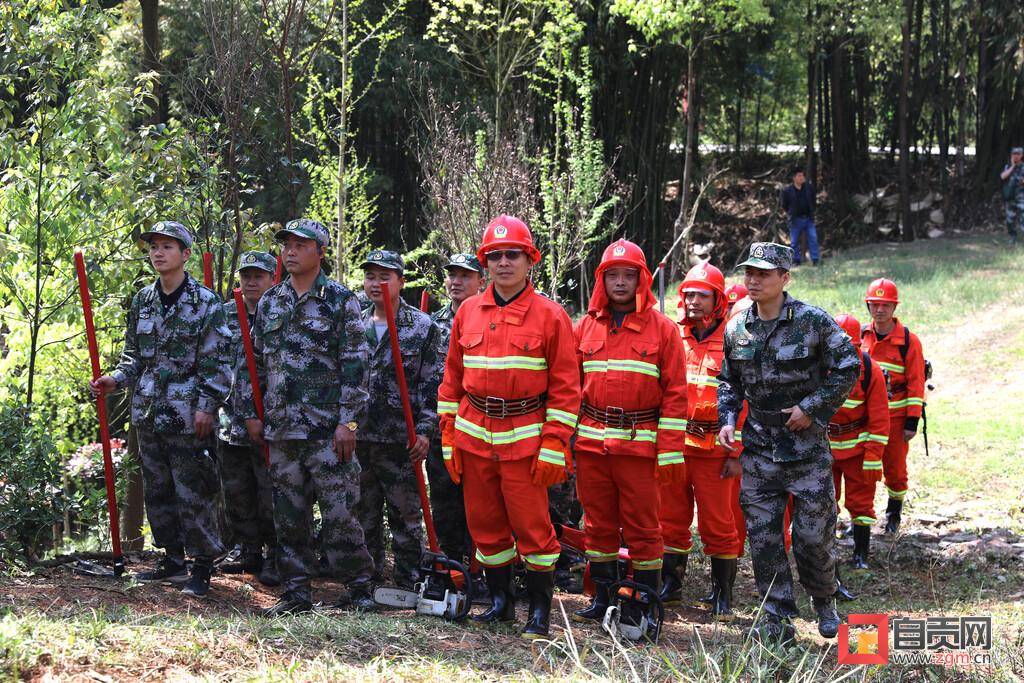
[609,0,771,44]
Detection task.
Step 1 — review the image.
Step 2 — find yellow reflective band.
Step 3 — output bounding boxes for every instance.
[464,355,548,371]
[658,451,685,465]
[664,545,692,555]
[863,461,883,470]
[853,516,876,525]
[689,376,720,387]
[735,430,743,443]
[586,550,618,561]
[546,408,578,428]
[865,433,889,444]
[842,399,864,408]
[475,544,517,566]
[437,400,459,415]
[631,558,663,570]
[658,417,688,431]
[455,415,543,445]
[829,437,863,450]
[830,431,890,450]
[889,397,924,409]
[538,447,565,467]
[442,446,453,461]
[877,361,905,374]
[582,359,660,378]
[576,423,657,443]
[524,552,560,567]
[886,486,908,499]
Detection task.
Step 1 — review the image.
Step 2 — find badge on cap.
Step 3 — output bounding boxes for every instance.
[370,251,382,260]
[698,269,707,279]
[728,292,738,301]
[753,245,765,258]
[494,225,508,238]
[875,288,885,296]
[453,254,466,263]
[245,254,256,263]
[613,245,626,256]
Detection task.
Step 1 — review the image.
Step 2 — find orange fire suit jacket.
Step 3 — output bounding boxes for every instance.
[860,319,925,420]
[437,282,581,460]
[574,303,688,461]
[680,321,746,458]
[828,351,889,465]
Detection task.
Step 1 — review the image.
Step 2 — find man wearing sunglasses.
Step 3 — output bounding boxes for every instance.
[437,215,581,640]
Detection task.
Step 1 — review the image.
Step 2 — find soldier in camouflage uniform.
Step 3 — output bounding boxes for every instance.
[217,251,279,586]
[1000,146,1024,245]
[357,250,445,587]
[717,242,859,643]
[427,253,485,565]
[240,219,375,616]
[92,221,232,599]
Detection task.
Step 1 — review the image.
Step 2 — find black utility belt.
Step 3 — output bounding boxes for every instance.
[828,416,867,436]
[686,419,719,438]
[748,406,789,426]
[466,393,546,418]
[580,402,659,428]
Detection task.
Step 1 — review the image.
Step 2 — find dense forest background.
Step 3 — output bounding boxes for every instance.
[2,0,1023,560]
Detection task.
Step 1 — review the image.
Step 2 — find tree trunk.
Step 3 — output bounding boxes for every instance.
[954,6,967,181]
[671,33,699,279]
[806,27,818,184]
[899,0,915,241]
[140,0,162,126]
[336,0,349,279]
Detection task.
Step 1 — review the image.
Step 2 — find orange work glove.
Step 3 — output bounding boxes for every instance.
[862,459,884,485]
[532,435,570,487]
[440,415,462,485]
[655,450,686,484]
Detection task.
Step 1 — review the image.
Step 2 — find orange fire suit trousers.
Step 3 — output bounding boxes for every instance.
[882,416,910,499]
[461,453,561,571]
[575,451,663,567]
[832,455,877,525]
[660,456,739,558]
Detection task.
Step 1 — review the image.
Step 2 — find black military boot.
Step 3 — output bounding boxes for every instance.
[262,588,313,617]
[258,548,281,587]
[710,557,737,622]
[834,562,856,601]
[659,553,686,605]
[813,596,841,638]
[473,565,516,623]
[751,612,797,647]
[574,561,617,622]
[134,556,188,583]
[884,498,903,535]
[219,551,262,575]
[521,570,555,640]
[181,561,213,599]
[851,525,871,571]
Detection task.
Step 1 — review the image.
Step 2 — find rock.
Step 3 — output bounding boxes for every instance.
[942,532,979,543]
[878,224,896,235]
[863,207,874,224]
[927,227,944,239]
[852,193,873,209]
[916,514,949,526]
[929,208,945,224]
[983,539,1019,559]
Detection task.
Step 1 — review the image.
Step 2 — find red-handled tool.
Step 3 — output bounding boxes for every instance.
[203,252,214,289]
[233,288,270,468]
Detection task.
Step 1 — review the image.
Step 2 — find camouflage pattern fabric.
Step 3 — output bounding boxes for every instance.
[430,303,455,349]
[718,292,858,618]
[739,449,838,616]
[1004,164,1024,240]
[238,270,370,440]
[269,439,373,593]
[718,293,860,463]
[424,440,471,563]
[111,274,232,434]
[137,430,224,560]
[218,298,255,446]
[359,300,444,443]
[355,442,424,587]
[218,441,275,554]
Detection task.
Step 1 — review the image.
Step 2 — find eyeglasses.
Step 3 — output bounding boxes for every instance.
[485,249,524,263]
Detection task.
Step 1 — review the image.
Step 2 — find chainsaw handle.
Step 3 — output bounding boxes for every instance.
[609,579,665,644]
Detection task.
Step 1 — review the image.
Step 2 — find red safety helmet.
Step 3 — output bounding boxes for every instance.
[724,283,748,305]
[864,278,899,304]
[589,238,654,314]
[476,215,541,265]
[677,262,727,325]
[834,313,862,346]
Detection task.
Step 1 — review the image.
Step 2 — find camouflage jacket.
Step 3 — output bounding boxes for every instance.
[430,302,456,353]
[217,298,258,446]
[239,271,370,441]
[111,274,232,434]
[717,293,859,462]
[360,300,444,444]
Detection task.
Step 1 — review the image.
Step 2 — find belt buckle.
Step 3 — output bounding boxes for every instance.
[689,423,705,438]
[485,395,507,419]
[605,406,626,428]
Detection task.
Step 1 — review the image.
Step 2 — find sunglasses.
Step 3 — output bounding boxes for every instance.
[485,249,525,262]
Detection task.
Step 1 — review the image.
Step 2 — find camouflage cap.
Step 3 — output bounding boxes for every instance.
[275,218,329,247]
[444,252,484,275]
[140,220,193,248]
[360,249,404,274]
[236,250,276,274]
[736,242,794,271]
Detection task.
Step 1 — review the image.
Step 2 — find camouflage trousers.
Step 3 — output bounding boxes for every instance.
[739,448,838,618]
[218,441,276,554]
[356,442,424,587]
[425,440,471,564]
[268,439,373,594]
[137,430,224,561]
[1006,199,1024,239]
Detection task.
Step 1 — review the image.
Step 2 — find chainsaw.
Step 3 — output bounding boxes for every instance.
[601,579,665,644]
[373,551,474,620]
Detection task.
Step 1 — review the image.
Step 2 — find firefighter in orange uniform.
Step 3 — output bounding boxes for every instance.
[830,314,888,570]
[571,239,688,626]
[724,283,748,316]
[660,263,742,620]
[860,278,925,534]
[437,215,581,640]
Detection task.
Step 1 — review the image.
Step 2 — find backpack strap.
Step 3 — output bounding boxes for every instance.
[900,325,910,363]
[861,351,872,393]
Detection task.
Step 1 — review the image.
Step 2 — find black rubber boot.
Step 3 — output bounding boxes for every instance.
[884,498,903,535]
[659,553,686,605]
[262,589,313,617]
[813,596,841,638]
[623,568,662,640]
[710,557,736,622]
[258,548,281,587]
[473,565,516,623]
[521,570,555,640]
[574,561,617,622]
[852,525,871,571]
